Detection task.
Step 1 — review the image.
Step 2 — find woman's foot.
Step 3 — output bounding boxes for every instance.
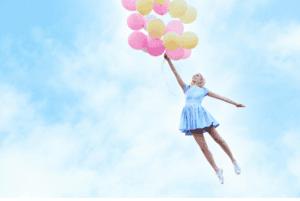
[216,169,224,184]
[233,162,241,175]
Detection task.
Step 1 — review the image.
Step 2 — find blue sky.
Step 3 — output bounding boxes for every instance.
[1,0,300,198]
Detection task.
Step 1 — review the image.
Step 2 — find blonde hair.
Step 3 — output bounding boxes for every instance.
[191,72,206,88]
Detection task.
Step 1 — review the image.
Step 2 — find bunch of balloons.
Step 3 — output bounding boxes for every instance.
[122,0,198,61]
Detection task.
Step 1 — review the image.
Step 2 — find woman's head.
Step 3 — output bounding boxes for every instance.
[191,72,206,88]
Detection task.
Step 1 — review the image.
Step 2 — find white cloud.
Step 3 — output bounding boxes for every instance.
[266,23,300,79]
[242,0,271,15]
[29,26,44,43]
[1,0,300,198]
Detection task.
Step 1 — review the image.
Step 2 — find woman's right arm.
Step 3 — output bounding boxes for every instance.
[165,54,185,93]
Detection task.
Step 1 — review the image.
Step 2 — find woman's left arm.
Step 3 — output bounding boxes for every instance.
[165,54,186,93]
[207,91,237,106]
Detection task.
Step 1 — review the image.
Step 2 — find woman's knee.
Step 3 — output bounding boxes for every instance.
[209,126,224,143]
[193,132,207,148]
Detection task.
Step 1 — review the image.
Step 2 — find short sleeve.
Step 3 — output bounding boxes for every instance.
[184,84,190,94]
[203,87,210,96]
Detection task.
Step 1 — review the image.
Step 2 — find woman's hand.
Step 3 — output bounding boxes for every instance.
[164,53,170,61]
[236,103,246,108]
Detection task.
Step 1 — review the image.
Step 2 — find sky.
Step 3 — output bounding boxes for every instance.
[0,0,300,198]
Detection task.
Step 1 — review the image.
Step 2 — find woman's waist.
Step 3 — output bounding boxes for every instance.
[184,102,203,107]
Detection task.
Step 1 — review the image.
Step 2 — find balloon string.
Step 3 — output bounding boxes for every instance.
[161,58,177,97]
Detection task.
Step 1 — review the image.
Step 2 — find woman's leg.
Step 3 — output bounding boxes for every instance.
[192,129,220,174]
[205,126,236,164]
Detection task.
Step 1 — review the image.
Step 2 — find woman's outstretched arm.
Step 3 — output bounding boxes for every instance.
[164,54,185,93]
[207,91,237,106]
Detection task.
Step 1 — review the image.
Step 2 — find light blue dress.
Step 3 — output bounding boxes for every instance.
[179,84,220,136]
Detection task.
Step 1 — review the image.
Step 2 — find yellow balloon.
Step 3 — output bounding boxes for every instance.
[147,19,165,38]
[136,0,153,16]
[163,31,181,50]
[169,0,187,18]
[179,6,197,24]
[153,0,168,5]
[180,32,199,49]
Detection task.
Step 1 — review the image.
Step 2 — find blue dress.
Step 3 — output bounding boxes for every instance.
[179,84,220,136]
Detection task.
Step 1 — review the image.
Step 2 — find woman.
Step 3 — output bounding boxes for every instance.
[164,53,246,184]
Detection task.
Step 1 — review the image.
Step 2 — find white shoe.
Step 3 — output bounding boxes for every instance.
[233,162,241,175]
[216,169,224,184]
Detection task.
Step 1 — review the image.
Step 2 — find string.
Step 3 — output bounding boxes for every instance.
[161,58,177,97]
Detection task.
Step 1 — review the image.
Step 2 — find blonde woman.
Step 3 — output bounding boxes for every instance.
[164,53,245,184]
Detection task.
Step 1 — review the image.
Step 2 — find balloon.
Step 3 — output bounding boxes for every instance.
[153,0,168,5]
[181,48,192,59]
[141,34,153,53]
[180,31,199,49]
[143,14,157,31]
[163,31,180,50]
[141,48,148,53]
[147,38,166,56]
[122,0,137,11]
[128,31,148,50]
[164,20,184,36]
[127,13,146,30]
[169,0,187,18]
[136,0,153,16]
[147,19,165,38]
[166,46,184,61]
[153,0,170,16]
[179,5,197,24]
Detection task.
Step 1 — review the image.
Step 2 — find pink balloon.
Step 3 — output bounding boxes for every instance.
[147,38,166,56]
[146,34,153,41]
[153,0,170,15]
[181,48,192,59]
[128,31,148,50]
[122,0,137,11]
[164,20,184,36]
[127,13,146,30]
[143,14,157,30]
[166,46,185,61]
[141,34,153,52]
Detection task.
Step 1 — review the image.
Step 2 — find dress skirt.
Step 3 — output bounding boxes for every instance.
[179,105,220,136]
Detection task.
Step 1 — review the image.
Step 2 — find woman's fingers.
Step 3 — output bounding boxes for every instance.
[236,103,244,107]
[164,53,170,60]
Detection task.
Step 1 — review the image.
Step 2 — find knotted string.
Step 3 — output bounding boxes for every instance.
[161,58,177,97]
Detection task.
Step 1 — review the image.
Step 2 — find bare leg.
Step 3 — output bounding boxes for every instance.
[218,140,236,164]
[201,144,220,174]
[193,132,220,174]
[207,126,236,164]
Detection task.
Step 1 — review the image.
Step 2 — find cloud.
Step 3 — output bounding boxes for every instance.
[266,23,300,79]
[29,26,44,43]
[1,0,300,198]
[242,0,271,15]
